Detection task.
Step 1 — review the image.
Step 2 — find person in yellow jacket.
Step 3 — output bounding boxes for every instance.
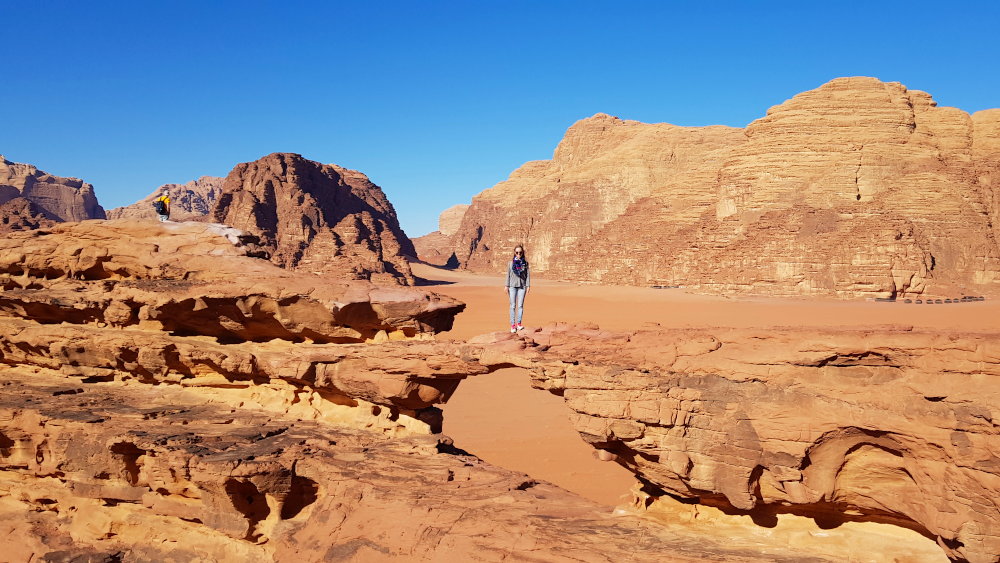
[153,190,170,222]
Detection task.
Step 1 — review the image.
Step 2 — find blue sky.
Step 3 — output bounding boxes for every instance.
[2,0,998,236]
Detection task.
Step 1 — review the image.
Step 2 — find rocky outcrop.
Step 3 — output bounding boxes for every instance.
[451,78,1000,298]
[107,176,224,221]
[1,366,861,563]
[0,220,462,342]
[0,197,55,233]
[488,324,1000,562]
[0,220,871,562]
[213,153,416,284]
[0,155,105,222]
[411,204,470,266]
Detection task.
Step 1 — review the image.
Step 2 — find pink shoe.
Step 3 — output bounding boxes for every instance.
[516,323,524,331]
[510,324,517,333]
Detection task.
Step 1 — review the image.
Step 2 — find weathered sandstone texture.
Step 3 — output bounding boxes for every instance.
[213,153,416,284]
[0,197,55,233]
[0,155,106,224]
[485,324,1000,562]
[412,204,470,266]
[107,176,224,221]
[1,367,850,563]
[0,220,461,342]
[450,77,1000,298]
[0,222,848,562]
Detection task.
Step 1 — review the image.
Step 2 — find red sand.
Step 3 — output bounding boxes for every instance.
[419,263,1000,506]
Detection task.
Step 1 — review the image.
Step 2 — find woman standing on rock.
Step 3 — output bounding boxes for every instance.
[505,244,530,333]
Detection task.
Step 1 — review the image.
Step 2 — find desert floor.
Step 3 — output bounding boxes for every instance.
[414,262,1000,507]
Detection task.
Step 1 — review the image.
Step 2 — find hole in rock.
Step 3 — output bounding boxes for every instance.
[0,432,14,457]
[280,476,319,520]
[225,478,270,539]
[109,442,146,485]
[82,375,115,383]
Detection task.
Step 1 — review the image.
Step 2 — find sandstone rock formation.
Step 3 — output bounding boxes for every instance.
[0,155,106,223]
[107,176,224,221]
[0,220,461,341]
[411,204,470,266]
[213,153,416,284]
[480,324,1000,562]
[0,221,861,562]
[1,367,854,563]
[0,197,55,233]
[450,78,1000,298]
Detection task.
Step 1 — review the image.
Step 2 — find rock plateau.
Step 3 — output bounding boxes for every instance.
[445,77,1000,298]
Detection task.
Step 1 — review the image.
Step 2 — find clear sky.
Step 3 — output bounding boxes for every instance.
[2,0,998,236]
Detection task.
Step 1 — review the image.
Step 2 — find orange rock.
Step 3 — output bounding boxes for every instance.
[508,323,1000,562]
[1,366,865,562]
[412,204,470,267]
[449,77,1000,298]
[0,155,105,223]
[213,152,416,285]
[0,197,55,233]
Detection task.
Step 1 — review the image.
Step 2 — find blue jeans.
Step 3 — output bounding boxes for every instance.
[508,287,526,325]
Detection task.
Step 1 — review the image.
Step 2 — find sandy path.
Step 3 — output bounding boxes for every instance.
[418,263,1000,506]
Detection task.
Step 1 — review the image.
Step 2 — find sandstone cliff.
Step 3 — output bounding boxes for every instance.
[449,78,1000,298]
[0,155,106,225]
[107,176,223,221]
[213,153,416,285]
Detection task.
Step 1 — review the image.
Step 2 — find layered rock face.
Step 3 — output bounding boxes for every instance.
[451,78,1000,298]
[0,155,106,224]
[411,203,469,266]
[107,176,224,221]
[213,153,416,284]
[487,324,1000,562]
[0,221,841,562]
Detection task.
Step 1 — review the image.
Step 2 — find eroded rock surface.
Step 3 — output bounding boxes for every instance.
[213,153,416,284]
[1,366,852,563]
[0,155,106,225]
[0,197,55,234]
[487,324,1000,562]
[107,176,224,221]
[450,77,1000,298]
[0,221,857,562]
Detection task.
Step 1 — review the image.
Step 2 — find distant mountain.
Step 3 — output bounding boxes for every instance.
[0,155,105,227]
[107,176,224,221]
[411,204,469,266]
[446,77,1000,298]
